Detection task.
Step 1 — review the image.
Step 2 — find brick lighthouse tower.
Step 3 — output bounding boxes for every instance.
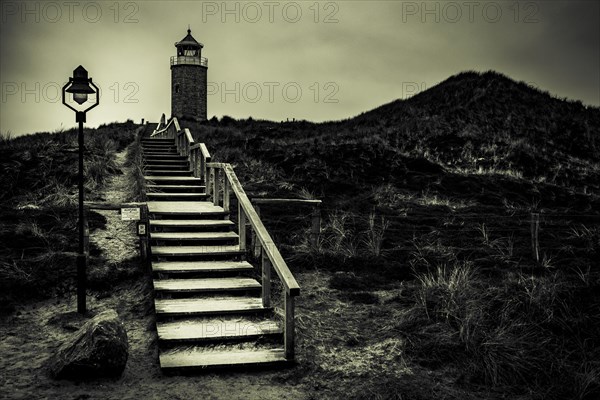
[171,28,208,121]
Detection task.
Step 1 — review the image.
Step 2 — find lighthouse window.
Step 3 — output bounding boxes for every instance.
[175,84,180,94]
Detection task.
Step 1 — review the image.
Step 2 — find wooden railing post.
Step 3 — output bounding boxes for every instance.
[285,292,295,360]
[207,168,214,198]
[200,144,211,184]
[192,148,198,177]
[188,148,194,177]
[213,168,221,207]
[223,176,230,212]
[261,249,271,308]
[253,205,261,258]
[199,152,205,181]
[238,204,246,251]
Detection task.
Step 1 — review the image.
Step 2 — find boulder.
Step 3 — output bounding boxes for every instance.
[47,309,128,380]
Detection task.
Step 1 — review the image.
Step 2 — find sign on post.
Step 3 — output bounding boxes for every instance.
[121,207,141,221]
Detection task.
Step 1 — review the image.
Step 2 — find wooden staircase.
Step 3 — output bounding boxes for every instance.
[141,122,299,372]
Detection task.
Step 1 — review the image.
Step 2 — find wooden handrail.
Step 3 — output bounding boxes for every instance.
[150,113,168,137]
[184,128,193,143]
[199,143,211,159]
[207,162,300,297]
[151,116,181,141]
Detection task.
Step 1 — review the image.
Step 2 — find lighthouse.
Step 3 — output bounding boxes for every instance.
[170,28,208,121]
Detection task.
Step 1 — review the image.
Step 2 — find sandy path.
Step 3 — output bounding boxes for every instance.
[90,149,138,264]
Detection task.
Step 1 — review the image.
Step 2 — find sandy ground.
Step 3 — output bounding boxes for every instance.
[0,149,310,399]
[0,284,309,400]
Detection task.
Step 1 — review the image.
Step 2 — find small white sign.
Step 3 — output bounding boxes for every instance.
[121,207,140,221]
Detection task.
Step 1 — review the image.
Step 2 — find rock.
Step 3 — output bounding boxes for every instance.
[47,309,128,380]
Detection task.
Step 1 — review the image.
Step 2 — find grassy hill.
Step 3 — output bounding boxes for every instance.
[178,71,600,399]
[184,72,599,209]
[1,71,599,399]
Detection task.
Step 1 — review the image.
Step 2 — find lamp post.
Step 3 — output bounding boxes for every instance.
[62,66,100,314]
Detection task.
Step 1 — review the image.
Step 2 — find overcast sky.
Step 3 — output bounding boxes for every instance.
[1,0,599,136]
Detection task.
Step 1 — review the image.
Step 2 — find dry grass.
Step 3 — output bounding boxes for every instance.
[395,255,600,399]
[0,122,138,312]
[124,137,147,202]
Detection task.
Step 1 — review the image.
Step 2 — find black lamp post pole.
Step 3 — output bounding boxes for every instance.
[62,66,99,315]
[77,112,86,314]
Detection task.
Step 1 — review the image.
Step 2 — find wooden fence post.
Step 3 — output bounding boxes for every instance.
[531,212,540,262]
[310,203,321,247]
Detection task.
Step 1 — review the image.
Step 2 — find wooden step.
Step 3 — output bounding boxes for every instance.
[144,155,187,160]
[152,245,243,256]
[141,139,174,144]
[145,164,189,170]
[145,177,205,188]
[152,260,253,274]
[147,193,208,200]
[146,184,206,192]
[142,145,178,148]
[151,232,238,241]
[159,348,287,370]
[154,277,261,293]
[157,317,282,342]
[144,176,203,182]
[143,149,178,153]
[147,201,225,215]
[142,147,177,152]
[143,160,189,165]
[144,170,193,176]
[155,296,268,316]
[143,153,180,157]
[150,219,233,228]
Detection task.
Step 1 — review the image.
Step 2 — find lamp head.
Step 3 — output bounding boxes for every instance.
[66,66,95,103]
